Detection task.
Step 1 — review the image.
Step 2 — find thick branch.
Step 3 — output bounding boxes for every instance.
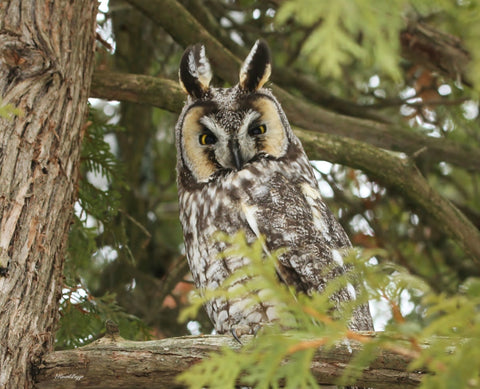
[90,71,480,262]
[296,129,480,263]
[122,0,480,173]
[91,72,184,112]
[272,88,480,173]
[90,70,480,173]
[34,334,423,388]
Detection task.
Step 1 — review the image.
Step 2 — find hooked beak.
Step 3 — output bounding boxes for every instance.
[229,139,244,170]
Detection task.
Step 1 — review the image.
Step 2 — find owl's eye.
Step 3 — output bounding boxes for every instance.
[248,124,267,136]
[199,131,217,145]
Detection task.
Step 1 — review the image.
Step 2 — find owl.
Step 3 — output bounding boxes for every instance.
[175,40,373,338]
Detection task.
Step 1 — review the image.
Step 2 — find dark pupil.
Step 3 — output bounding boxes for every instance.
[249,124,266,136]
[199,132,217,145]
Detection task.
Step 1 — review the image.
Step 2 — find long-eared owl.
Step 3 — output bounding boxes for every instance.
[175,40,373,336]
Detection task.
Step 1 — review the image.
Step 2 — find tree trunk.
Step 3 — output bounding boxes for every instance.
[0,1,97,387]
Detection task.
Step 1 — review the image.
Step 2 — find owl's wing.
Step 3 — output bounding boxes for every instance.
[240,172,374,330]
[240,171,353,295]
[240,171,374,330]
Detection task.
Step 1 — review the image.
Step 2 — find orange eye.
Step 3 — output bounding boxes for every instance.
[249,124,266,136]
[199,132,217,145]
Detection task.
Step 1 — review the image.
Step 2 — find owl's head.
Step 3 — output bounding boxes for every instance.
[175,40,297,185]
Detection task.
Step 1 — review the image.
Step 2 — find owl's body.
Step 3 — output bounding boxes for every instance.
[176,41,373,335]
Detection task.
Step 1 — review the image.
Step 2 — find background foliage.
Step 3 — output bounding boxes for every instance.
[59,0,480,386]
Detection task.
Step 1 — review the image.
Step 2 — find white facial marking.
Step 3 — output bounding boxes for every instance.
[199,116,221,135]
[238,110,261,137]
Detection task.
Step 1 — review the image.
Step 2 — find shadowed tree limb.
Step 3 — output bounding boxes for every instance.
[91,72,184,114]
[296,128,480,263]
[91,71,480,173]
[90,71,480,263]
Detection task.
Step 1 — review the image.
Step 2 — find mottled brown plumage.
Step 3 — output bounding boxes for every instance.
[175,40,373,335]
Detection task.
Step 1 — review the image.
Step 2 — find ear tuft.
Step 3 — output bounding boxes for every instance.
[179,44,212,99]
[239,40,271,92]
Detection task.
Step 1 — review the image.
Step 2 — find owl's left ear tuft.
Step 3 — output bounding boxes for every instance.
[179,44,212,99]
[239,40,271,92]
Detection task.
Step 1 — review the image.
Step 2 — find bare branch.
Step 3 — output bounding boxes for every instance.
[90,72,184,112]
[91,70,480,173]
[296,128,480,263]
[34,334,423,388]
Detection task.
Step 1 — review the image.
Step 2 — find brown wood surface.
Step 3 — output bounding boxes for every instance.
[0,1,97,387]
[34,333,424,388]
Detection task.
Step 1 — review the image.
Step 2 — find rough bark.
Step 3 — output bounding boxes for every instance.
[0,1,97,387]
[34,334,423,388]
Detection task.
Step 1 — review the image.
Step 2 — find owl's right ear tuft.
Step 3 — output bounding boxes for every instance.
[179,44,212,99]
